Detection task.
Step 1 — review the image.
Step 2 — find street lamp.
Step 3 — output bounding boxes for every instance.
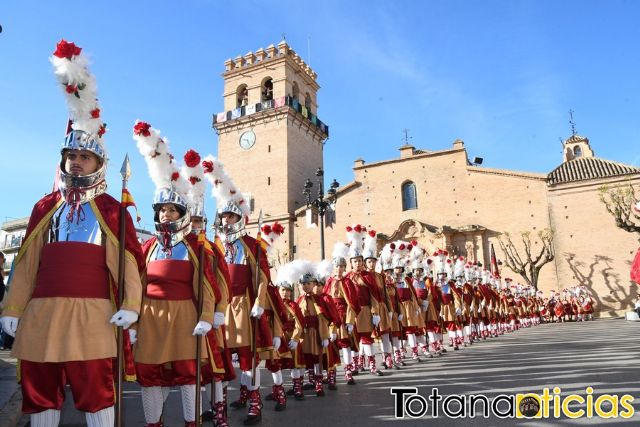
[303,167,340,259]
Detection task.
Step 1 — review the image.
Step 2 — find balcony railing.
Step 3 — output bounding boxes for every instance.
[213,96,329,137]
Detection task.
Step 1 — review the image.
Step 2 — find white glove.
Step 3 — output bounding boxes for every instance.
[273,336,281,350]
[251,304,264,318]
[421,300,429,311]
[0,316,18,337]
[346,323,354,334]
[213,312,225,328]
[192,321,212,336]
[477,306,482,313]
[480,300,486,308]
[388,311,393,320]
[128,329,137,345]
[397,314,403,322]
[110,310,138,329]
[288,339,298,350]
[455,308,462,316]
[322,339,329,348]
[330,332,337,342]
[416,309,421,316]
[372,314,381,327]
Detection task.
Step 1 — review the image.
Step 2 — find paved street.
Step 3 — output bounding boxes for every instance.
[3,318,640,426]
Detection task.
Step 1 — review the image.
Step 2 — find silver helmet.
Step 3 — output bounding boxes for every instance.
[214,200,246,242]
[58,129,108,204]
[153,187,191,248]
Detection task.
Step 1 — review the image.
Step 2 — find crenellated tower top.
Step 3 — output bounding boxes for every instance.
[223,40,317,81]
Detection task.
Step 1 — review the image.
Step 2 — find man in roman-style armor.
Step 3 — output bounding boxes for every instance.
[0,40,143,427]
[344,225,383,375]
[132,125,229,427]
[202,156,282,425]
[363,230,394,374]
[324,242,360,384]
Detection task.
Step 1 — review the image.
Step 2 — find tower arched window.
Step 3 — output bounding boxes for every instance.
[573,145,582,158]
[292,82,299,101]
[402,181,418,211]
[304,93,312,114]
[236,84,248,107]
[261,78,273,101]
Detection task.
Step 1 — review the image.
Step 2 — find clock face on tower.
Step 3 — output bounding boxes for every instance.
[239,130,256,150]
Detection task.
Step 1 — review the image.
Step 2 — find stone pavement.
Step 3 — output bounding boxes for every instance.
[3,318,640,426]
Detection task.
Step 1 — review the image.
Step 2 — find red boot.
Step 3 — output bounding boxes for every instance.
[369,355,383,376]
[272,384,286,411]
[345,366,355,385]
[328,369,337,390]
[315,374,325,396]
[244,389,263,425]
[145,423,163,427]
[213,401,228,427]
[293,377,305,400]
[231,385,249,409]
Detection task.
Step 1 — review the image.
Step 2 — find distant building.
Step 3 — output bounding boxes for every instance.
[213,41,640,317]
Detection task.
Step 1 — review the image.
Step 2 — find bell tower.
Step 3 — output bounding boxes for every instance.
[213,40,328,260]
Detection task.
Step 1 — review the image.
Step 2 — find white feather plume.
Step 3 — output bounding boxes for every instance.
[315,260,333,283]
[201,155,251,220]
[50,41,104,137]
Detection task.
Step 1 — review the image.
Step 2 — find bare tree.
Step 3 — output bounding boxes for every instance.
[497,228,555,290]
[598,185,640,236]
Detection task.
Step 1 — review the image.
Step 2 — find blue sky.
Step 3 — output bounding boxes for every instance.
[2,1,639,229]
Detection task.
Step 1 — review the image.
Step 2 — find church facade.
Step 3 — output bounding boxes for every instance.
[213,41,640,317]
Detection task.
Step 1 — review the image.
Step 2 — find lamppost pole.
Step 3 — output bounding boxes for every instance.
[303,167,339,260]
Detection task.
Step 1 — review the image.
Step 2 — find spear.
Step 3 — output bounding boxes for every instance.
[251,210,263,387]
[115,154,131,427]
[195,229,206,427]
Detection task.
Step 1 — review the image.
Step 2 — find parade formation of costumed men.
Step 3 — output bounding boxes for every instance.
[0,39,611,427]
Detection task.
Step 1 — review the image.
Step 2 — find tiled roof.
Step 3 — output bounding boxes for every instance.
[547,157,640,185]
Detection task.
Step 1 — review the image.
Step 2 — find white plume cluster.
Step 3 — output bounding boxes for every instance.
[315,259,333,283]
[201,155,250,221]
[132,121,188,196]
[181,149,206,214]
[50,40,104,138]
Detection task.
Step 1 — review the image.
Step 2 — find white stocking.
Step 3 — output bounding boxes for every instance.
[341,347,353,365]
[213,381,224,404]
[381,333,392,353]
[244,368,261,391]
[141,386,164,424]
[180,384,197,422]
[85,406,114,427]
[31,409,61,427]
[391,336,401,350]
[272,370,283,386]
[362,343,373,357]
[407,333,417,348]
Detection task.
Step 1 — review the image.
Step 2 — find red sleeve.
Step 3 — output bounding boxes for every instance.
[364,271,383,302]
[341,276,361,314]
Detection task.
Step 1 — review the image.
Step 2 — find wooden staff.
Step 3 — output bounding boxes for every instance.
[115,155,131,427]
[251,210,263,387]
[195,230,206,427]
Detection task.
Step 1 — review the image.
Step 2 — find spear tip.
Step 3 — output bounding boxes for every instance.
[120,154,131,181]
